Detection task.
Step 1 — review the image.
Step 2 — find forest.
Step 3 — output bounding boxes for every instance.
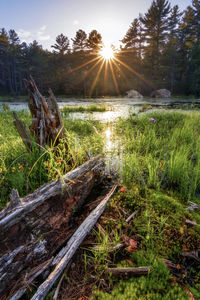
[0,0,200,97]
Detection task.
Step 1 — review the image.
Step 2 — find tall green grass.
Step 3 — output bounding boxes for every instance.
[0,111,103,209]
[117,112,200,201]
[61,104,107,114]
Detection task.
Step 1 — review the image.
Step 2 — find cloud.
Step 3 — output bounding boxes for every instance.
[17,29,31,39]
[73,20,79,26]
[17,25,51,44]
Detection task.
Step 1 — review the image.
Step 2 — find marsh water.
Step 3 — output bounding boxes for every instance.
[1,97,200,122]
[1,97,200,176]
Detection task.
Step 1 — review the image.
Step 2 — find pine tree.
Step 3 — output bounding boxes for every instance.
[51,34,70,55]
[72,29,87,52]
[162,5,182,92]
[86,30,102,51]
[141,0,171,84]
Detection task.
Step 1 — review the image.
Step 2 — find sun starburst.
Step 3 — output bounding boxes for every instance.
[99,44,114,60]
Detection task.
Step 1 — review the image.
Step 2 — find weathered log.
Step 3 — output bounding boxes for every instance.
[31,185,117,300]
[0,156,104,298]
[105,267,152,277]
[0,155,103,230]
[9,259,53,300]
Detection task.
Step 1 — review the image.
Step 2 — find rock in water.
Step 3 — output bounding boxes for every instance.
[126,89,143,99]
[151,89,171,98]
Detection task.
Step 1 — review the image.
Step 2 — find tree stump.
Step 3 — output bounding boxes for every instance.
[14,76,66,150]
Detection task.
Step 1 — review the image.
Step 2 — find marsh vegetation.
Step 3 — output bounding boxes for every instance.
[0,108,199,299]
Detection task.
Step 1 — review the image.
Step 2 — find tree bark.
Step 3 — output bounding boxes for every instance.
[31,185,117,300]
[0,156,105,298]
[14,75,66,150]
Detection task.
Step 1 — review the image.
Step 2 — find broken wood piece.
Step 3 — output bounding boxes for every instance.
[17,76,66,149]
[31,185,117,300]
[0,155,103,230]
[53,273,65,300]
[9,259,53,300]
[182,250,200,263]
[162,258,183,275]
[105,267,152,277]
[0,156,104,298]
[185,220,197,226]
[186,201,200,211]
[126,210,137,223]
[13,112,33,151]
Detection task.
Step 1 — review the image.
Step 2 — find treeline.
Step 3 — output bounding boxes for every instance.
[0,0,200,97]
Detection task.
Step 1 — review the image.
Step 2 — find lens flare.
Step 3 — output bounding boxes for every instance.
[99,45,114,60]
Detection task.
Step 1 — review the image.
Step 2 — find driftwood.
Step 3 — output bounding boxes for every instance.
[0,156,104,299]
[14,76,65,150]
[31,185,117,300]
[105,267,152,277]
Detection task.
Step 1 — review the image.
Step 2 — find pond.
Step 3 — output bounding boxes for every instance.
[1,97,200,123]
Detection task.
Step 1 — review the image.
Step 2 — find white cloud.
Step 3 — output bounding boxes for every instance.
[73,20,79,26]
[17,29,31,39]
[17,25,51,44]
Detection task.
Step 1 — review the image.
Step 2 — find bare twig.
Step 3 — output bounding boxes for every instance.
[126,211,137,223]
[105,267,152,277]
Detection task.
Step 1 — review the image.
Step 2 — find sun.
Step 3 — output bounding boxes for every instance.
[99,44,114,60]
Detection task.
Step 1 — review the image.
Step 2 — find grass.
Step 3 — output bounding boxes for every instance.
[0,110,103,209]
[61,104,107,114]
[118,111,200,202]
[86,112,200,299]
[1,109,200,299]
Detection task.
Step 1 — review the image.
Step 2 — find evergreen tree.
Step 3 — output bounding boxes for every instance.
[72,29,87,52]
[86,30,102,51]
[51,34,70,55]
[162,5,182,92]
[141,0,171,84]
[0,28,10,92]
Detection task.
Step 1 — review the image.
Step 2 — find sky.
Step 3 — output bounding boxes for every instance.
[0,0,192,50]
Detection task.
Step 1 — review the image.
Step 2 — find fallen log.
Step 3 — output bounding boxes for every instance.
[0,156,104,298]
[31,185,117,300]
[105,267,152,277]
[9,259,53,300]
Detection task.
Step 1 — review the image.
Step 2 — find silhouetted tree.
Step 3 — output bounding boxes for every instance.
[51,34,70,55]
[72,29,87,52]
[87,30,103,51]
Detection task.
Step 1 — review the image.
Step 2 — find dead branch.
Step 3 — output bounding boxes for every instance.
[31,185,117,300]
[105,267,152,277]
[126,210,137,223]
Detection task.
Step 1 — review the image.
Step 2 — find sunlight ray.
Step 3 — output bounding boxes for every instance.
[69,56,100,73]
[114,57,155,89]
[112,59,128,83]
[103,60,109,93]
[109,60,120,94]
[82,57,104,81]
[89,59,105,97]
